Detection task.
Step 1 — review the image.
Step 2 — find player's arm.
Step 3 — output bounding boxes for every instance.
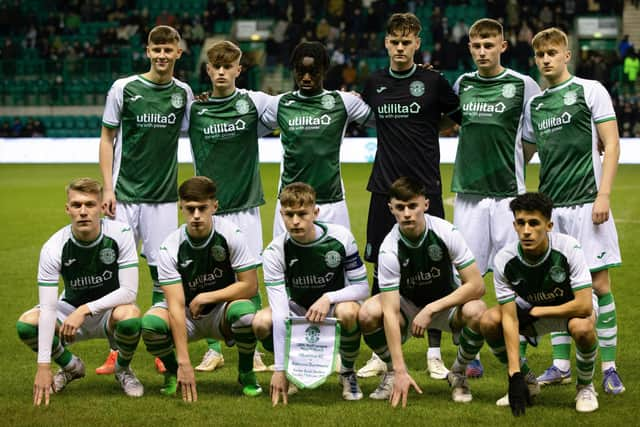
[188,268,258,319]
[34,284,58,406]
[307,242,369,323]
[380,289,423,407]
[411,261,484,337]
[530,287,593,319]
[593,119,620,224]
[164,282,198,402]
[265,282,290,406]
[99,126,118,218]
[500,301,522,375]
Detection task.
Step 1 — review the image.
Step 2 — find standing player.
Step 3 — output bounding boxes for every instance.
[480,192,600,414]
[187,40,271,373]
[140,177,262,400]
[358,177,486,407]
[17,178,144,406]
[261,41,373,237]
[358,12,461,381]
[522,28,624,394]
[451,18,540,378]
[98,25,194,374]
[253,182,369,406]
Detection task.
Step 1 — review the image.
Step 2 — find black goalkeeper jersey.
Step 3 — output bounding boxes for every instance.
[363,65,460,194]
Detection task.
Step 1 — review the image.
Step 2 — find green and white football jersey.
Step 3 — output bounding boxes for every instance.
[494,232,592,307]
[378,215,475,308]
[37,220,139,308]
[522,76,616,206]
[157,216,259,306]
[188,89,272,214]
[103,75,194,203]
[263,222,368,310]
[262,90,372,203]
[452,69,540,196]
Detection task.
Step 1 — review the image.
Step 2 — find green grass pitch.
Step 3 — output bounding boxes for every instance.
[0,163,638,426]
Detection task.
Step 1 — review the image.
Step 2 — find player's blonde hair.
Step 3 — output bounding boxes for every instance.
[66,177,103,199]
[148,25,181,45]
[279,182,316,208]
[207,40,242,65]
[469,18,503,39]
[532,27,568,51]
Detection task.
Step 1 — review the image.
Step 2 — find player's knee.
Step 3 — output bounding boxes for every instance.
[112,304,141,322]
[17,308,39,325]
[358,301,382,332]
[569,318,596,347]
[252,309,272,339]
[461,300,487,326]
[591,270,611,295]
[141,313,170,339]
[335,302,359,329]
[226,300,256,326]
[479,307,502,337]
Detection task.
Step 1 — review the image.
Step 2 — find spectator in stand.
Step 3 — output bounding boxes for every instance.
[623,48,639,95]
[619,34,633,59]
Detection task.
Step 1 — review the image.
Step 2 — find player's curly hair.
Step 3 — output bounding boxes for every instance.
[510,192,554,220]
[179,176,217,201]
[289,41,329,74]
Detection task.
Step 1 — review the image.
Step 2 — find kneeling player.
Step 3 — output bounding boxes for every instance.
[480,192,599,415]
[358,177,486,407]
[253,182,369,406]
[140,177,261,401]
[18,178,144,406]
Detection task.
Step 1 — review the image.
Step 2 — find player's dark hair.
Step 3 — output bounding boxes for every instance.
[510,192,554,220]
[386,13,422,37]
[148,25,181,45]
[389,176,427,201]
[179,176,216,201]
[207,40,242,65]
[289,41,329,74]
[469,18,503,39]
[66,177,103,199]
[280,182,316,207]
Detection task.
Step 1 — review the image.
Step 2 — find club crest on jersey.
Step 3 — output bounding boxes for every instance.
[409,81,425,97]
[305,325,321,343]
[235,99,250,114]
[321,94,335,110]
[563,91,577,106]
[171,93,185,109]
[427,244,443,262]
[211,245,227,262]
[325,250,341,268]
[502,83,516,99]
[549,265,567,283]
[99,248,116,264]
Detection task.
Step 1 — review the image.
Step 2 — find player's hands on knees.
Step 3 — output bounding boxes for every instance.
[178,364,198,402]
[411,306,433,338]
[33,364,53,406]
[60,307,89,344]
[270,371,289,407]
[102,189,117,219]
[390,370,422,408]
[508,372,531,416]
[592,194,610,225]
[306,295,330,323]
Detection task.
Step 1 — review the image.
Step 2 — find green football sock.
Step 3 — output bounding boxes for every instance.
[227,300,257,374]
[576,343,598,386]
[17,320,72,366]
[114,318,141,368]
[363,328,391,365]
[596,292,617,362]
[206,338,222,353]
[340,324,361,370]
[149,265,165,305]
[141,314,177,373]
[452,327,484,374]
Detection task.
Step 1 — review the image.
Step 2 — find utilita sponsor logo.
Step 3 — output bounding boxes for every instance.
[287,115,332,127]
[292,272,335,287]
[203,119,247,135]
[377,102,421,115]
[69,270,113,288]
[462,102,506,113]
[537,112,572,131]
[136,113,177,126]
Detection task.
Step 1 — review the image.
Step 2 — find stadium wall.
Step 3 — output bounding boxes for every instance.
[2,137,640,164]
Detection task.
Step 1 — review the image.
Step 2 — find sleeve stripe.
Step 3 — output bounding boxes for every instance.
[235,263,260,273]
[457,259,475,269]
[265,281,285,287]
[159,279,182,286]
[119,263,139,269]
[348,274,368,282]
[102,121,118,129]
[38,282,58,287]
[498,296,515,305]
[380,285,399,292]
[572,283,592,291]
[594,116,616,124]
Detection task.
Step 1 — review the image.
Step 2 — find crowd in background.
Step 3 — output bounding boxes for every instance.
[2,0,639,137]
